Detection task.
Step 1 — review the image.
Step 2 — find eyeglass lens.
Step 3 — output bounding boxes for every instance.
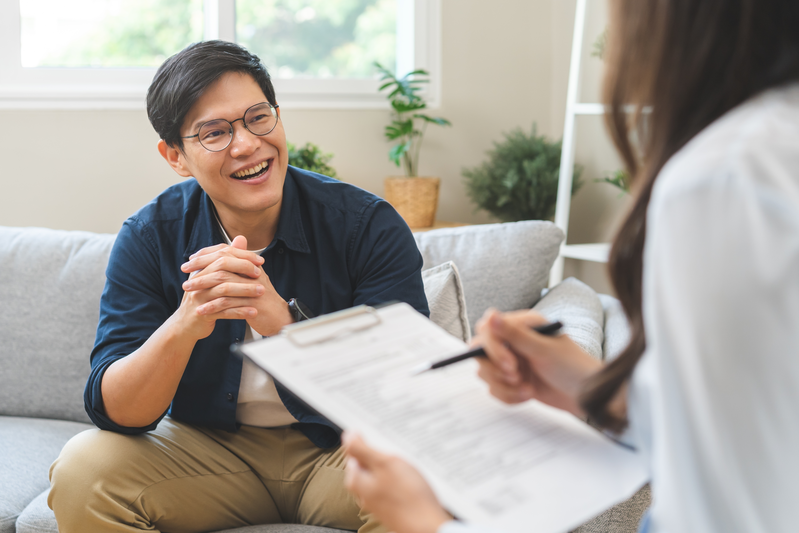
[198,103,278,151]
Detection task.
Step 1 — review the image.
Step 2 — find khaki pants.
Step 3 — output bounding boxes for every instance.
[48,417,381,533]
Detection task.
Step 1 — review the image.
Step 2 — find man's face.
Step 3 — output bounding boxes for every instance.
[162,71,288,222]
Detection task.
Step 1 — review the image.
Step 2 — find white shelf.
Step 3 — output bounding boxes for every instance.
[560,243,611,263]
[574,102,605,115]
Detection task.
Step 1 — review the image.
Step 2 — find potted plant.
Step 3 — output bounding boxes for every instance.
[375,62,451,228]
[287,141,339,179]
[462,124,583,221]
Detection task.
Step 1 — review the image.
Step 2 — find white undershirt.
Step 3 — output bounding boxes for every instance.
[213,216,298,427]
[440,84,799,533]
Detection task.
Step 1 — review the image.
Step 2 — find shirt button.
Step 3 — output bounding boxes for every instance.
[227,392,234,401]
[278,248,284,254]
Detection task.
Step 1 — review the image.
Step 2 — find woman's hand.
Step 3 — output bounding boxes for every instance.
[179,235,293,339]
[344,433,451,533]
[473,309,603,417]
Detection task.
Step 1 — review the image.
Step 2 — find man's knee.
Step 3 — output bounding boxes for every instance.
[297,446,386,533]
[50,428,137,493]
[49,428,152,531]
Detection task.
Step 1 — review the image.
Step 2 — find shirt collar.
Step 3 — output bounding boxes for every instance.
[184,189,224,261]
[182,169,310,260]
[273,168,311,254]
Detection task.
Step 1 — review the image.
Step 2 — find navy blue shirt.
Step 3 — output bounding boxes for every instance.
[85,167,429,447]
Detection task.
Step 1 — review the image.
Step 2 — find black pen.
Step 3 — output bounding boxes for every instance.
[410,320,563,375]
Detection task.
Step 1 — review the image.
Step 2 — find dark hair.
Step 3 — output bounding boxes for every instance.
[581,0,799,432]
[146,40,276,149]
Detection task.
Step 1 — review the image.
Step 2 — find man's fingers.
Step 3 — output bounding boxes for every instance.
[183,270,264,293]
[231,235,248,250]
[183,256,263,281]
[183,243,264,273]
[188,243,228,259]
[202,282,265,299]
[196,297,259,316]
[199,306,258,321]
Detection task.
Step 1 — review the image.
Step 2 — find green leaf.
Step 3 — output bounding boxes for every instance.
[377,62,450,177]
[389,142,411,167]
[393,100,426,113]
[414,115,451,126]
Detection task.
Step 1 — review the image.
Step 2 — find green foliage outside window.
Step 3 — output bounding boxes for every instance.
[31,0,203,68]
[25,0,394,77]
[237,0,396,78]
[463,125,583,222]
[287,142,339,179]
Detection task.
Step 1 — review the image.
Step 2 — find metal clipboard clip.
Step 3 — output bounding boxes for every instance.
[284,305,382,347]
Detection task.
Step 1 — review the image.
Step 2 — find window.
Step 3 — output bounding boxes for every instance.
[0,0,440,109]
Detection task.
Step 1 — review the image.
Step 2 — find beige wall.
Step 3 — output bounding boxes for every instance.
[0,0,625,293]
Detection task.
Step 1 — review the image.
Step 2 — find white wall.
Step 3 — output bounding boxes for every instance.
[0,0,625,293]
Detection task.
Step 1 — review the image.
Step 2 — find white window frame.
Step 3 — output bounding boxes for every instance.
[0,0,441,110]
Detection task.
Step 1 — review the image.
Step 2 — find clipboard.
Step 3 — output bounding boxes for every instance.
[236,302,648,533]
[231,305,386,435]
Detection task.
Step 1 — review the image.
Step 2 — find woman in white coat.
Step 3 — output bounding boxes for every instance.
[343,1,799,532]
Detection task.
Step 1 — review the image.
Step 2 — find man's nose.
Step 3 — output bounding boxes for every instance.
[228,120,257,157]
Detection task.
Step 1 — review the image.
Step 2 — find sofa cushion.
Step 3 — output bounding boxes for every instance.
[598,294,632,362]
[572,485,651,533]
[413,221,564,331]
[532,278,604,360]
[0,227,115,424]
[421,261,470,343]
[0,416,92,533]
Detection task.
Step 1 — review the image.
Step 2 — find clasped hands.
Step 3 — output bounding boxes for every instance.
[343,309,606,533]
[178,235,292,341]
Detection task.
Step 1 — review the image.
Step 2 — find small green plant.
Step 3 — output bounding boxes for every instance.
[597,169,631,194]
[287,141,339,179]
[463,125,583,222]
[375,62,451,177]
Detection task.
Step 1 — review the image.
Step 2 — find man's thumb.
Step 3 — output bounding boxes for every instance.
[231,235,248,250]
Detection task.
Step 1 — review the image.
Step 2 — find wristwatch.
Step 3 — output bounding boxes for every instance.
[288,298,314,322]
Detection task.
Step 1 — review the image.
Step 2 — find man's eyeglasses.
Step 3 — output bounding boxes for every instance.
[181,102,280,152]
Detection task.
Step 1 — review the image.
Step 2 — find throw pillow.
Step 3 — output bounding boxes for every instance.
[532,277,604,360]
[421,261,470,343]
[414,221,564,331]
[598,294,631,362]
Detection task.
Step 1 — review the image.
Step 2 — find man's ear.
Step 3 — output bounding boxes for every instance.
[157,139,193,178]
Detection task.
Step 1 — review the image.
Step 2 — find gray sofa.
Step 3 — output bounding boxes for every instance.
[0,221,648,533]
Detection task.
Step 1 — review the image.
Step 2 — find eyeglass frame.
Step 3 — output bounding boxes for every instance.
[180,101,280,152]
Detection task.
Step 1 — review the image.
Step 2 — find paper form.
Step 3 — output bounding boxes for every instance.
[239,303,649,533]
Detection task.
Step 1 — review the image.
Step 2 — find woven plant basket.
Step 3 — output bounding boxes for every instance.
[384,176,441,228]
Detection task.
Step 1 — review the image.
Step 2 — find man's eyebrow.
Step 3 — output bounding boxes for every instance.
[187,117,206,133]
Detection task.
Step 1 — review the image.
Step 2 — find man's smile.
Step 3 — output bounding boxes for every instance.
[232,158,272,180]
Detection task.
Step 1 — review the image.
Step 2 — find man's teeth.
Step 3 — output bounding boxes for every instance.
[233,161,269,179]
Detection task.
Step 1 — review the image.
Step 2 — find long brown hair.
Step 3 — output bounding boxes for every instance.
[581,0,799,432]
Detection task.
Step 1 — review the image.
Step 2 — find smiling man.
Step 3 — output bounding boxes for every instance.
[47,40,428,533]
